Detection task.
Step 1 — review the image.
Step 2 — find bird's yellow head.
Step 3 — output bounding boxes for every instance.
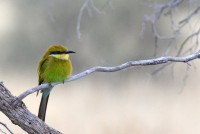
[46,45,75,61]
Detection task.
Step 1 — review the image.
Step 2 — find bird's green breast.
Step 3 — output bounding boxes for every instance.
[43,58,72,83]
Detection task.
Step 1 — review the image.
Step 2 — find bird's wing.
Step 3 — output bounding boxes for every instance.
[38,57,50,85]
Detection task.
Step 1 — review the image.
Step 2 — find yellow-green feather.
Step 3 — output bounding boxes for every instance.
[43,58,72,83]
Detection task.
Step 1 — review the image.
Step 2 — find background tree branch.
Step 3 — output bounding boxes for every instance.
[0,122,13,134]
[140,0,200,75]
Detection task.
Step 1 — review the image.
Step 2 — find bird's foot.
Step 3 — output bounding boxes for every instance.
[12,97,26,108]
[48,83,53,87]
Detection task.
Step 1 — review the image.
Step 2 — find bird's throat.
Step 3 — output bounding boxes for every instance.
[50,54,69,60]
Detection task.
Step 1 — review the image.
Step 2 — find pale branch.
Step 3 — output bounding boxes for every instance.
[154,0,183,20]
[141,0,200,74]
[77,0,110,39]
[141,0,183,41]
[13,50,200,105]
[141,0,198,50]
[0,129,6,134]
[179,6,200,25]
[152,28,200,75]
[0,83,61,134]
[0,122,13,134]
[152,62,171,75]
[77,0,89,39]
[176,28,200,57]
[89,0,105,14]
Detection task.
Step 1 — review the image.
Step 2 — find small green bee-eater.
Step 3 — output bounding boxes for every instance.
[37,45,75,121]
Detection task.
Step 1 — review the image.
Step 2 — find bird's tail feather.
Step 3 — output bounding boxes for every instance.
[38,87,52,121]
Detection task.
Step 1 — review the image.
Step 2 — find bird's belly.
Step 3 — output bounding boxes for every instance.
[43,62,72,83]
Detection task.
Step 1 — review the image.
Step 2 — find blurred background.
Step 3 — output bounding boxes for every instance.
[1,0,200,133]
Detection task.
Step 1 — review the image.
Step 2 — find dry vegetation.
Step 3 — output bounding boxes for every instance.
[1,0,200,133]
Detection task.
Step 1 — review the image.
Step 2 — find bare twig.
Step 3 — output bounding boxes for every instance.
[141,0,200,74]
[0,122,13,134]
[176,28,200,56]
[154,0,183,20]
[77,0,110,39]
[77,0,103,39]
[179,6,200,25]
[77,0,90,39]
[13,50,200,105]
[141,0,199,48]
[152,28,200,75]
[0,129,6,134]
[152,62,172,75]
[179,64,190,93]
[142,0,183,40]
[89,0,105,14]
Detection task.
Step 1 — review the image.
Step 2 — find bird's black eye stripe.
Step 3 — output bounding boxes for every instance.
[50,51,65,55]
[50,51,75,55]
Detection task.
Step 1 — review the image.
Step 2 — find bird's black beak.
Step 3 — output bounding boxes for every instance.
[65,51,76,54]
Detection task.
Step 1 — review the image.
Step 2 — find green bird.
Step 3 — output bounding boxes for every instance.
[38,45,75,121]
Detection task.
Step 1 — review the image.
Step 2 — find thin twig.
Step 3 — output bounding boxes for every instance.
[89,0,105,14]
[144,0,200,74]
[77,0,110,39]
[0,128,6,134]
[152,28,200,75]
[176,28,200,56]
[13,50,200,105]
[179,6,200,25]
[77,0,90,39]
[0,122,13,134]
